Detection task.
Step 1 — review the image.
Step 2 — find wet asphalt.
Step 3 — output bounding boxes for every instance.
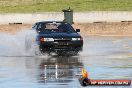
[0,36,132,88]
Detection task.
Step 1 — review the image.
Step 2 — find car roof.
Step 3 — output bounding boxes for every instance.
[35,21,67,24]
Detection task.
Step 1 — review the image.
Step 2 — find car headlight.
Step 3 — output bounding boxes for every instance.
[45,38,54,41]
[72,38,81,40]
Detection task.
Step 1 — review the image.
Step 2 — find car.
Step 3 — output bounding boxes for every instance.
[25,21,83,55]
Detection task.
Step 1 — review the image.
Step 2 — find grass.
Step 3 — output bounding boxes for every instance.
[0,0,132,13]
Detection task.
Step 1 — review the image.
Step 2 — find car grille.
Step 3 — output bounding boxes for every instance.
[54,38,71,42]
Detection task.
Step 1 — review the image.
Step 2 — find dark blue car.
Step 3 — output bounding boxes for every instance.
[29,21,83,55]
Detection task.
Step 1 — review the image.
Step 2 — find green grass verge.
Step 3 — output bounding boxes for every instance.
[1,0,132,13]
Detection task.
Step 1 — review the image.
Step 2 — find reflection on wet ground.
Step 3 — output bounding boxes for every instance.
[0,56,83,88]
[0,36,132,88]
[38,56,83,83]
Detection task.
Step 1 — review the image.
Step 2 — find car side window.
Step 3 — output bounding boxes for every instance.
[36,23,45,33]
[37,23,42,29]
[32,23,38,29]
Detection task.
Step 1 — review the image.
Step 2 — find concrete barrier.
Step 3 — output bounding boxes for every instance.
[74,11,132,23]
[0,13,63,24]
[1,11,132,24]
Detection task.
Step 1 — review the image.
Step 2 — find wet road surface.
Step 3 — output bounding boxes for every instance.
[0,36,132,88]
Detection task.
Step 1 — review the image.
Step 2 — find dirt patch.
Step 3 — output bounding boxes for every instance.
[0,24,32,34]
[1,22,132,36]
[73,22,132,36]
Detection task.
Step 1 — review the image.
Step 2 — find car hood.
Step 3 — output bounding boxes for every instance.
[38,33,81,38]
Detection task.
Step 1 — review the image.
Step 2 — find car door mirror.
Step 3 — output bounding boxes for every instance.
[76,29,80,32]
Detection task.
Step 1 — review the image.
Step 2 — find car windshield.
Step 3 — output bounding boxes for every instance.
[37,22,75,33]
